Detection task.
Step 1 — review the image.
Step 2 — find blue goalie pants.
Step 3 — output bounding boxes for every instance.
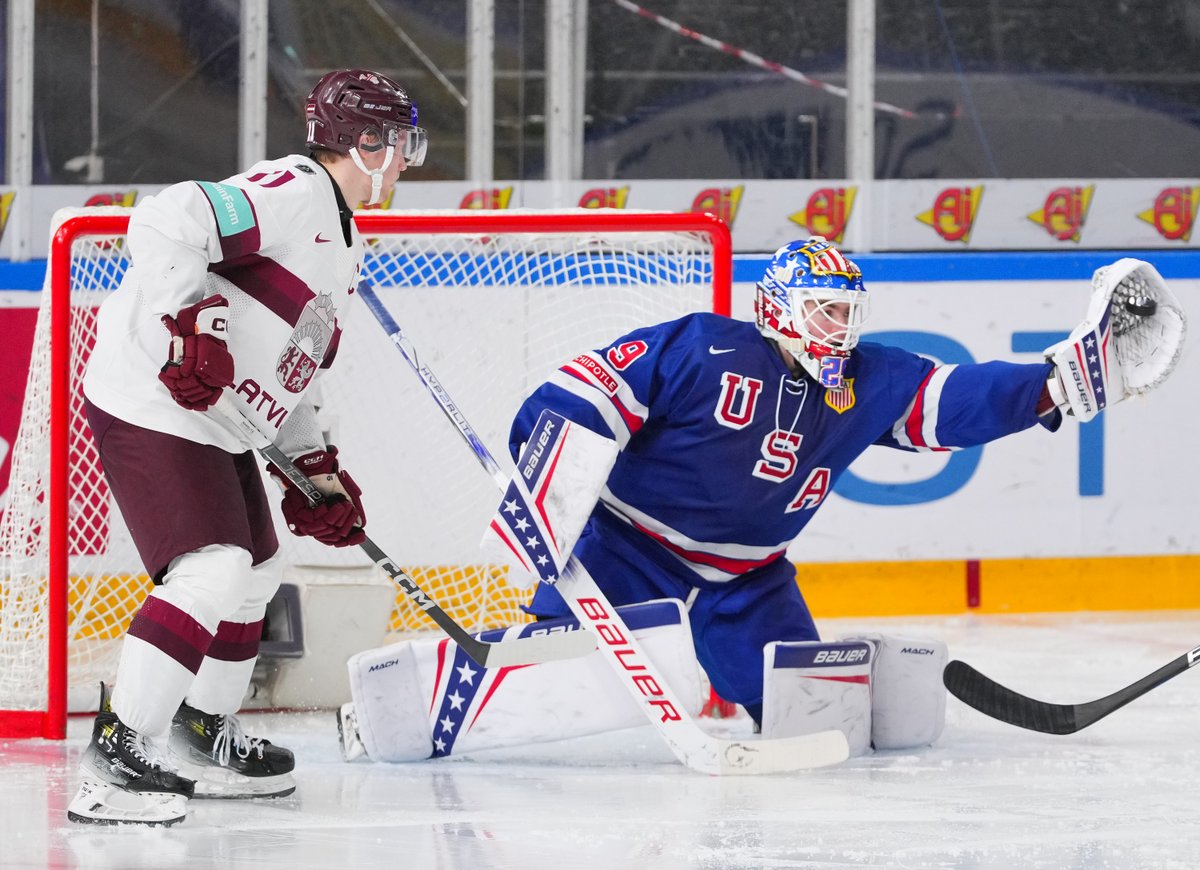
[526,509,819,722]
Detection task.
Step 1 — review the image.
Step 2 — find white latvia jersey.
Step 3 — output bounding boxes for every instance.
[83,154,365,455]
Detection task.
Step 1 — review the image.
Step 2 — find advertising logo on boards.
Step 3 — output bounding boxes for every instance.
[915,186,983,244]
[1027,185,1093,242]
[81,191,139,250]
[691,186,743,226]
[578,187,630,209]
[789,187,855,243]
[0,191,14,246]
[1138,186,1199,242]
[84,191,138,208]
[460,187,514,209]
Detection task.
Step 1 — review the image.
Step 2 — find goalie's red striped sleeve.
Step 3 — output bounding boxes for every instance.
[557,354,647,440]
[893,364,958,451]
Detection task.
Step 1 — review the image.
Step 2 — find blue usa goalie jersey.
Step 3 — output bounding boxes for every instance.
[510,313,1055,586]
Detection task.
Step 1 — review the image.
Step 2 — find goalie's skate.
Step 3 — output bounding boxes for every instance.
[336,702,366,762]
[67,686,194,827]
[169,702,296,799]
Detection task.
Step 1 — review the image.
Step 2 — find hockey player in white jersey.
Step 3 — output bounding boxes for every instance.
[67,69,427,826]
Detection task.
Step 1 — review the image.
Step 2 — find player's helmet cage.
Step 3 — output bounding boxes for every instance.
[305,69,427,167]
[754,237,870,389]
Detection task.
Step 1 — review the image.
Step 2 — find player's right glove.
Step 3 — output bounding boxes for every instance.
[266,447,367,547]
[158,295,235,411]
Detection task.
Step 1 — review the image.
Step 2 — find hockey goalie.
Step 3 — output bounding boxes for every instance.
[339,240,1185,765]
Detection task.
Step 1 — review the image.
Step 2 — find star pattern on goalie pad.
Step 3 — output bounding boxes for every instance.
[488,479,561,583]
[1085,336,1103,390]
[428,634,534,758]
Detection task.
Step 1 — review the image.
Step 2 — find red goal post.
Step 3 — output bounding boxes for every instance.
[0,207,731,739]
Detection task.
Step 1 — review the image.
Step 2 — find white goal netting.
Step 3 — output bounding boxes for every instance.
[0,207,728,729]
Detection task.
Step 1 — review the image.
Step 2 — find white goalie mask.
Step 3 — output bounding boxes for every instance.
[754,238,870,389]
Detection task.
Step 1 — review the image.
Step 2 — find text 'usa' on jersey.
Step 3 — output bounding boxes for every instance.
[511,313,1053,584]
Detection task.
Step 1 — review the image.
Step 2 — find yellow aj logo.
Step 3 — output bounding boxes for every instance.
[0,191,15,245]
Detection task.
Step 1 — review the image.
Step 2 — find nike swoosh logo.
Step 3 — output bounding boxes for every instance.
[314,233,332,244]
[708,346,735,355]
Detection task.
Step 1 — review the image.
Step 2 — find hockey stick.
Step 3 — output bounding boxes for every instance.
[359,280,850,774]
[209,394,596,669]
[943,644,1200,735]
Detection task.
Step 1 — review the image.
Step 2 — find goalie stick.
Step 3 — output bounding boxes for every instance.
[943,644,1200,735]
[209,394,596,669]
[358,280,850,775]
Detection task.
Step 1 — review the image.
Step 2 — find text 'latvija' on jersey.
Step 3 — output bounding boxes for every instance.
[83,154,364,456]
[511,313,1056,585]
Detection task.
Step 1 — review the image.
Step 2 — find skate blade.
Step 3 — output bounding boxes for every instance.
[172,759,297,799]
[66,779,188,826]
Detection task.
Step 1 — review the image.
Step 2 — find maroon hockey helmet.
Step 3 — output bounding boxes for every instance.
[305,69,427,166]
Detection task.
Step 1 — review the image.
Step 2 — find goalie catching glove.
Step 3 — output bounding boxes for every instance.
[266,447,367,547]
[158,295,236,411]
[1043,258,1186,423]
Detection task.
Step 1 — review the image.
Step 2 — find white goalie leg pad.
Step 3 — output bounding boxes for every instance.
[346,599,701,762]
[346,638,430,763]
[761,640,873,757]
[482,409,619,587]
[843,633,948,750]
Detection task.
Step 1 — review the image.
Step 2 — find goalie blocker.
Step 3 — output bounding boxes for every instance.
[342,599,703,762]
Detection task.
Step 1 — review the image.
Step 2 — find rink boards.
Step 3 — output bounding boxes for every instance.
[2,249,1198,617]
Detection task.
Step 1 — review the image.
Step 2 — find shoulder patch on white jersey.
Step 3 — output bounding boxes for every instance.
[196,181,256,238]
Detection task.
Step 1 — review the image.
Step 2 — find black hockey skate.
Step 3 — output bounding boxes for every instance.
[67,685,195,826]
[169,702,296,798]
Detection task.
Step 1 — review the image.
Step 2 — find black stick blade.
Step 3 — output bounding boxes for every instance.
[943,660,1081,735]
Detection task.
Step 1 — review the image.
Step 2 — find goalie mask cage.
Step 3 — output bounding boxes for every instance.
[0,207,731,738]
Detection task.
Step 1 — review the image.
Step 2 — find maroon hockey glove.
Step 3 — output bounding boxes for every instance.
[267,447,367,547]
[157,295,235,411]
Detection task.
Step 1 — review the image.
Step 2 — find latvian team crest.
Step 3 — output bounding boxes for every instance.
[824,378,856,414]
[277,293,337,393]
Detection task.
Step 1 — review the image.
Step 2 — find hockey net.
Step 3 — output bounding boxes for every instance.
[0,207,730,737]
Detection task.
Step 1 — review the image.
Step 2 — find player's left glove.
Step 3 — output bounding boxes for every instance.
[266,446,367,547]
[1043,258,1186,423]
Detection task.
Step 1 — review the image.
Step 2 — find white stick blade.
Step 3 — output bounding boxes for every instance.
[711,728,850,775]
[480,629,598,668]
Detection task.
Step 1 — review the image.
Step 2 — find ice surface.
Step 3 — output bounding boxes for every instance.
[4,611,1199,869]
